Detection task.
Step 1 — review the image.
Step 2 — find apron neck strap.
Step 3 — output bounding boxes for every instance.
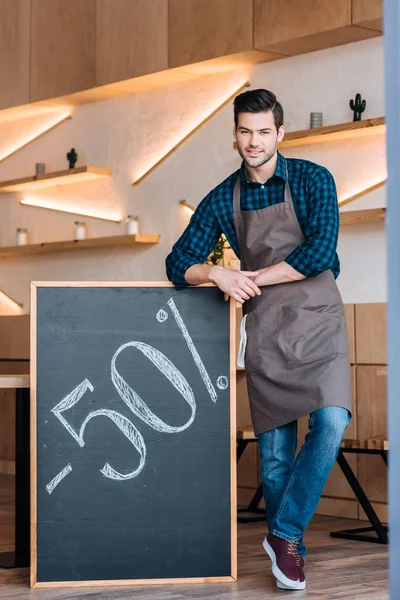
[284,161,291,203]
[233,158,292,212]
[233,175,241,213]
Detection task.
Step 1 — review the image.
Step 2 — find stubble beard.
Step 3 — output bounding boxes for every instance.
[238,143,277,169]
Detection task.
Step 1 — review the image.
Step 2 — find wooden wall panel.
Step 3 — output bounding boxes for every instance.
[355,303,387,364]
[0,0,30,110]
[30,0,95,102]
[315,496,358,519]
[96,0,168,86]
[359,501,387,523]
[352,0,383,32]
[169,0,253,67]
[0,316,30,359]
[357,366,387,503]
[253,0,381,56]
[345,304,356,364]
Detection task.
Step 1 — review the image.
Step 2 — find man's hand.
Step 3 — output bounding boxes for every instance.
[210,267,261,304]
[184,263,261,303]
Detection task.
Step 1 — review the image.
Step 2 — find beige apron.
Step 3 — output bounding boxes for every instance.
[234,160,352,435]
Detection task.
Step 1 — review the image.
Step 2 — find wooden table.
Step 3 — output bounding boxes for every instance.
[0,375,30,569]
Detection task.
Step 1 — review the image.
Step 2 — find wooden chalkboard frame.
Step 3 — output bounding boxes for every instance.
[30,282,237,588]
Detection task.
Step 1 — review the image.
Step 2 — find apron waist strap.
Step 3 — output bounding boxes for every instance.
[237,314,248,368]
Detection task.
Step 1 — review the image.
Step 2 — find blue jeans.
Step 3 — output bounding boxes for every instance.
[257,406,351,558]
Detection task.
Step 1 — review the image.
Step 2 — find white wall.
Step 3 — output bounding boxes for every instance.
[0,36,385,311]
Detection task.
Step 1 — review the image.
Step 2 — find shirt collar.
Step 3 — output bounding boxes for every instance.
[239,151,287,185]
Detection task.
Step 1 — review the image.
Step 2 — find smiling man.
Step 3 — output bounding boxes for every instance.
[166,89,352,591]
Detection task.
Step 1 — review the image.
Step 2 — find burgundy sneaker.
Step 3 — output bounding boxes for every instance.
[276,552,306,590]
[297,553,306,586]
[263,534,300,589]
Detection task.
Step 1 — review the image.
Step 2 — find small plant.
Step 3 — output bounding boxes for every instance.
[207,235,231,266]
[349,93,366,121]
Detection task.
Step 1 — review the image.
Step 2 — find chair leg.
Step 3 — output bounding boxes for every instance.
[237,484,265,523]
[237,439,248,462]
[248,484,264,511]
[237,440,265,523]
[330,450,388,544]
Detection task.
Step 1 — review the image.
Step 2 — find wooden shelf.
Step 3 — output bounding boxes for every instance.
[338,180,386,209]
[233,117,385,150]
[340,208,385,226]
[0,166,112,193]
[0,234,160,258]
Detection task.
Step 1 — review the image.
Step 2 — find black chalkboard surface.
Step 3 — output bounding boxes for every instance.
[30,283,236,588]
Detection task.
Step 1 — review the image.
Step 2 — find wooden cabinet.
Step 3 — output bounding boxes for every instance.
[352,0,383,32]
[355,303,387,364]
[96,0,168,86]
[169,0,253,67]
[30,0,95,102]
[0,316,30,360]
[253,0,381,56]
[356,365,387,503]
[0,0,30,110]
[0,0,385,111]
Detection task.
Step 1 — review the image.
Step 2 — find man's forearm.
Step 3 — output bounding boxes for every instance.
[184,263,219,285]
[185,263,262,302]
[254,261,306,286]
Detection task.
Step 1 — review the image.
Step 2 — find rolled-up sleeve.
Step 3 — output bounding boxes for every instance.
[284,167,339,278]
[165,193,222,288]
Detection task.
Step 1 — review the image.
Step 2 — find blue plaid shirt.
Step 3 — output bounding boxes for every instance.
[166,152,340,287]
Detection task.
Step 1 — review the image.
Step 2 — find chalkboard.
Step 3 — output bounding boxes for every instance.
[30,283,236,588]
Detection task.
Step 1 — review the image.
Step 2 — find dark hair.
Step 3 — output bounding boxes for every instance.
[233,89,284,132]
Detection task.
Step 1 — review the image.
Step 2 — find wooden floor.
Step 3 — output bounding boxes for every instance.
[0,474,388,599]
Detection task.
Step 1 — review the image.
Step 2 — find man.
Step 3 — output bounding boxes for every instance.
[166,89,352,591]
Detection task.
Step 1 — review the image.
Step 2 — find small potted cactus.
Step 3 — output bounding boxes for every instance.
[350,93,366,121]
